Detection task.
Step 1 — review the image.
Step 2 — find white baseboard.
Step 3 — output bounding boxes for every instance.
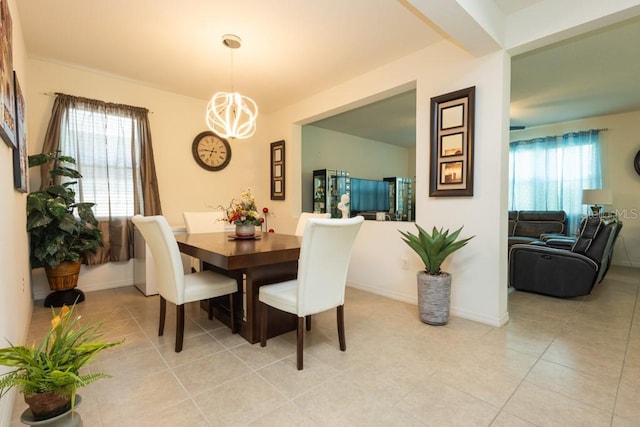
[347,281,417,305]
[450,305,509,327]
[33,279,134,301]
[347,281,509,327]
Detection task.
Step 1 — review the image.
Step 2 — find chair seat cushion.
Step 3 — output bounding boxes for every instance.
[181,270,238,305]
[258,280,298,315]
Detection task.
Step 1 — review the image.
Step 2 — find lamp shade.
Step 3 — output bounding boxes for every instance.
[581,189,613,205]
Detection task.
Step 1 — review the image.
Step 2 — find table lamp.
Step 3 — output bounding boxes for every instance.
[581,189,613,215]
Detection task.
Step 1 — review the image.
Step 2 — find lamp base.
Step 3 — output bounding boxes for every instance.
[589,205,602,216]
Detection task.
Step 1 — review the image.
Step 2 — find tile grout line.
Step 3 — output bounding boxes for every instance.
[609,279,640,426]
[123,300,215,426]
[490,292,587,424]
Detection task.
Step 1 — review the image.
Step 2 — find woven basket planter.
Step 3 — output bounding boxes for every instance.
[417,271,451,325]
[44,260,82,291]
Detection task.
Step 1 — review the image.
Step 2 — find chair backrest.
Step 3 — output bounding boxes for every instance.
[132,215,185,304]
[294,212,331,236]
[183,211,226,234]
[296,216,364,316]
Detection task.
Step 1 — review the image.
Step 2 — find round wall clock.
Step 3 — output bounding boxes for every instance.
[192,131,231,171]
[634,149,640,176]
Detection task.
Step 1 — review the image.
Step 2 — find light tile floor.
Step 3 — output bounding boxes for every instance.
[11,265,640,426]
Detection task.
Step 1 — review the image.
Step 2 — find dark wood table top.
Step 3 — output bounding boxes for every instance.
[175,231,301,271]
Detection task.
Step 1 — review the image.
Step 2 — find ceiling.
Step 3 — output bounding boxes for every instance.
[16,0,442,114]
[16,1,640,144]
[510,14,640,129]
[310,13,640,143]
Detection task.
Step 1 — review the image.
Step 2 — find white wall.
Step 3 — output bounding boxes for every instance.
[509,109,640,267]
[0,1,31,423]
[25,58,269,299]
[301,125,414,213]
[262,40,511,326]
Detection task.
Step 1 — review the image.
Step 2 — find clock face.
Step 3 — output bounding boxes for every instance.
[192,131,231,171]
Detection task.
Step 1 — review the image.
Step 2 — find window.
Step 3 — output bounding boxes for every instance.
[61,107,138,218]
[40,93,161,264]
[509,130,603,233]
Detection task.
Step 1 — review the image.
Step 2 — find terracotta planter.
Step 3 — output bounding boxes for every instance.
[235,224,256,238]
[417,270,452,325]
[44,261,82,291]
[24,392,71,421]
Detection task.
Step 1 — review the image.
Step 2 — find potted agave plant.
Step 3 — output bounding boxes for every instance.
[399,225,474,325]
[0,304,122,424]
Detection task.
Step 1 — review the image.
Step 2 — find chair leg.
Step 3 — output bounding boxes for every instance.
[337,305,346,351]
[159,296,166,337]
[229,293,236,334]
[297,316,304,370]
[175,304,185,353]
[305,315,312,331]
[260,301,268,347]
[207,298,214,320]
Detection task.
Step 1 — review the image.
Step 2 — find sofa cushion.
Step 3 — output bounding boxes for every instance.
[517,211,566,222]
[571,216,601,254]
[514,220,565,238]
[508,236,540,246]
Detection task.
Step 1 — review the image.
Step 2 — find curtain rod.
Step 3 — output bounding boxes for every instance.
[510,128,608,145]
[41,92,153,114]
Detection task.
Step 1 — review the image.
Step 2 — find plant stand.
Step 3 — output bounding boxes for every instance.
[44,288,85,308]
[417,271,451,325]
[20,395,83,426]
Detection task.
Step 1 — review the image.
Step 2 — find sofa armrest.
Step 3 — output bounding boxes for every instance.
[539,232,563,240]
[509,244,599,297]
[543,237,576,250]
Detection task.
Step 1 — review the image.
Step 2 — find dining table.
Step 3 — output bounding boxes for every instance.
[174,231,301,344]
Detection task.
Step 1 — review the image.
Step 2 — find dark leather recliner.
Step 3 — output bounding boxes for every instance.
[509,215,621,298]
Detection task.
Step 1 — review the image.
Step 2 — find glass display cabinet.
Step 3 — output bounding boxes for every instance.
[313,169,350,218]
[384,177,413,221]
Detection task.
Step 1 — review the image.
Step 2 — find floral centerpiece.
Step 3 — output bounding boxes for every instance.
[224,188,263,237]
[0,304,123,420]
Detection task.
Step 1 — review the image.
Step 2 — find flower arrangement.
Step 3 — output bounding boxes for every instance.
[224,188,262,226]
[0,304,123,419]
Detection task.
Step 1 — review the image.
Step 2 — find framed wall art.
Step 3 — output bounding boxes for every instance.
[429,86,475,197]
[0,0,15,148]
[270,140,285,200]
[13,71,27,192]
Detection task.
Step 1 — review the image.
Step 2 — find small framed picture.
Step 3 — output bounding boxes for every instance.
[12,71,27,193]
[0,0,16,149]
[429,86,475,197]
[270,140,285,200]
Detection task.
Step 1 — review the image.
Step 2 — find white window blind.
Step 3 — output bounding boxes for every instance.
[60,106,136,219]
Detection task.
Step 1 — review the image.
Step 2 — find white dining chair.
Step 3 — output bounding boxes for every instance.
[294,212,331,236]
[183,210,227,234]
[132,215,238,352]
[183,211,228,272]
[259,215,364,370]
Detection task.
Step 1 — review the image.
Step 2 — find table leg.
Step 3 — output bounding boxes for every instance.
[202,261,297,344]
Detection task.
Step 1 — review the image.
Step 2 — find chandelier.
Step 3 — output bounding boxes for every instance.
[206,34,258,139]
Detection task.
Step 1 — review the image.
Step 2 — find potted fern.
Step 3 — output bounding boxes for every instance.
[0,304,122,422]
[399,225,474,325]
